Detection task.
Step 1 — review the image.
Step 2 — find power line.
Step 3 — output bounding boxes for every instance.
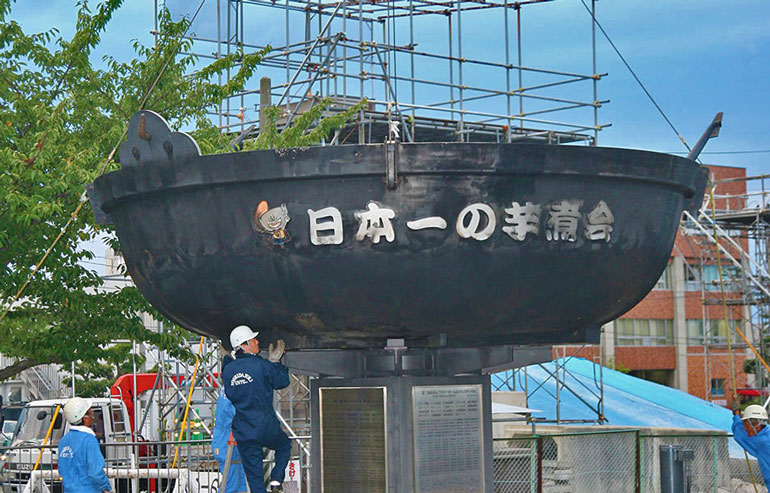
[578,0,692,153]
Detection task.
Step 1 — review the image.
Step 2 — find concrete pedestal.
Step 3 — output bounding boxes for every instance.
[310,375,493,493]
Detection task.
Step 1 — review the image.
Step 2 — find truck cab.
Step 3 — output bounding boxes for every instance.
[1,403,24,448]
[0,398,132,492]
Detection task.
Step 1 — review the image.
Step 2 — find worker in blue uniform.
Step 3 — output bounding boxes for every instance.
[733,404,770,485]
[58,397,112,493]
[212,386,248,492]
[223,325,291,493]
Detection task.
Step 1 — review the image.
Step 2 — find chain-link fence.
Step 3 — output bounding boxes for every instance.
[493,430,637,493]
[494,429,767,493]
[729,454,768,493]
[639,433,734,493]
[494,435,536,492]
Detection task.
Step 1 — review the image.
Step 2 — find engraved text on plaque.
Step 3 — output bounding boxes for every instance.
[412,385,484,493]
[320,387,387,492]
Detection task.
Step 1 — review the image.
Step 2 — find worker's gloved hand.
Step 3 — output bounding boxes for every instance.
[732,399,742,415]
[268,339,286,362]
[218,345,231,359]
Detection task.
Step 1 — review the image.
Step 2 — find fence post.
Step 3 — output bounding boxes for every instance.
[635,431,641,493]
[712,436,718,493]
[537,436,543,493]
[529,436,537,493]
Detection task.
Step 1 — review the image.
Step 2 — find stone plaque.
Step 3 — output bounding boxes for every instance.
[413,385,484,492]
[320,387,387,492]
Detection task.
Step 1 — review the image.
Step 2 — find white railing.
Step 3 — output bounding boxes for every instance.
[0,354,17,373]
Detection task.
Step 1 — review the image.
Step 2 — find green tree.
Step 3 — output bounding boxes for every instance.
[61,343,145,398]
[605,357,631,374]
[0,0,363,387]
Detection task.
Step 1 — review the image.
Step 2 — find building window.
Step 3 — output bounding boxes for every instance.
[686,320,701,344]
[702,265,741,291]
[711,378,725,396]
[615,319,673,346]
[653,263,671,290]
[683,263,741,292]
[684,263,701,291]
[8,385,22,403]
[631,370,674,387]
[686,319,737,345]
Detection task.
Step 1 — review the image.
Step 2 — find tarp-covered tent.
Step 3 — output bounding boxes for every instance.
[492,357,746,457]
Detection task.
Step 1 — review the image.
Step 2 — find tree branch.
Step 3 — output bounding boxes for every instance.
[0,70,25,103]
[0,358,51,382]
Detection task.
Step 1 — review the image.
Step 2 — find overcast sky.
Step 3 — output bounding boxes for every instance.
[9,0,768,178]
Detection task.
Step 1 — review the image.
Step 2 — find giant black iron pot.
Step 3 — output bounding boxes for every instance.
[90,111,707,350]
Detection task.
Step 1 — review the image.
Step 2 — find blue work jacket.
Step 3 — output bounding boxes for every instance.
[212,392,241,462]
[223,352,290,443]
[212,391,248,493]
[57,426,111,493]
[733,414,770,484]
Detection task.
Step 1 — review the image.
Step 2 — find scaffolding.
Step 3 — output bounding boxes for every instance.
[164,0,606,145]
[116,333,311,448]
[492,344,607,425]
[680,173,770,402]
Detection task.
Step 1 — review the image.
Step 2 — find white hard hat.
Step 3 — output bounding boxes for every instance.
[63,397,92,424]
[741,404,768,422]
[230,325,259,349]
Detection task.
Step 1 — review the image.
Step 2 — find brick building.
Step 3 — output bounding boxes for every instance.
[557,164,754,409]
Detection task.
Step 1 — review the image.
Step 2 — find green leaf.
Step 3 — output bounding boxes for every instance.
[0,2,363,385]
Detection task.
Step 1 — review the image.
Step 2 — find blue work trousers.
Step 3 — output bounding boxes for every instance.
[215,456,248,493]
[238,433,292,492]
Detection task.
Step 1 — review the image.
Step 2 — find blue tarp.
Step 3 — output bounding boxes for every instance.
[491,357,746,457]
